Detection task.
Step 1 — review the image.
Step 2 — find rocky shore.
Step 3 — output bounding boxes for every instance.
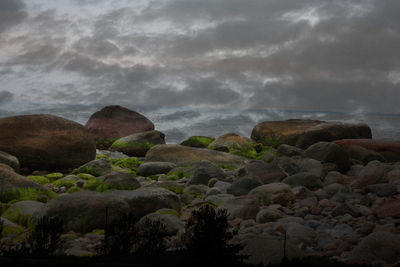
[0,105,400,266]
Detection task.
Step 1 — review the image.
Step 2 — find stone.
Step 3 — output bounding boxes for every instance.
[351,160,385,189]
[137,212,184,236]
[144,144,247,166]
[0,114,96,171]
[248,183,295,206]
[282,172,323,190]
[187,161,226,185]
[184,184,209,197]
[136,162,177,177]
[235,160,286,184]
[347,231,400,264]
[346,145,385,164]
[375,197,400,218]
[85,105,154,140]
[109,130,165,157]
[256,207,285,223]
[251,119,322,147]
[334,139,400,162]
[205,194,235,206]
[323,183,348,197]
[303,142,350,172]
[72,158,112,177]
[277,157,324,178]
[0,163,47,192]
[0,151,19,172]
[365,184,397,197]
[180,136,215,148]
[32,191,130,233]
[209,133,253,150]
[108,187,181,218]
[276,144,303,157]
[296,122,372,149]
[227,178,262,196]
[100,171,141,191]
[324,171,346,185]
[218,196,260,220]
[213,181,232,192]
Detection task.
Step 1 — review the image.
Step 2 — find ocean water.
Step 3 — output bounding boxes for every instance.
[1,103,399,144]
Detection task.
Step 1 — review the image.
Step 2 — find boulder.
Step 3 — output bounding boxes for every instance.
[144,144,247,166]
[282,172,323,190]
[137,212,184,236]
[303,142,350,172]
[218,196,260,220]
[365,184,397,197]
[205,194,235,206]
[187,160,226,185]
[248,183,295,206]
[347,231,400,265]
[277,157,324,178]
[256,207,285,223]
[108,187,181,218]
[0,163,47,192]
[346,145,385,164]
[0,114,96,171]
[109,130,165,157]
[227,178,262,196]
[351,160,385,189]
[2,200,44,226]
[136,162,177,177]
[72,158,112,177]
[0,151,19,172]
[85,105,154,140]
[32,191,130,233]
[180,136,215,148]
[375,197,400,218]
[296,122,372,149]
[234,160,286,184]
[251,119,322,147]
[100,171,141,191]
[334,139,400,162]
[276,144,303,157]
[209,133,251,149]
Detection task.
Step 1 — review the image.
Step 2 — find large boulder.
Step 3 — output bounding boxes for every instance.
[347,231,400,265]
[227,178,262,196]
[144,144,247,166]
[136,162,177,177]
[351,160,385,189]
[234,160,286,184]
[248,183,295,206]
[180,136,215,148]
[0,163,47,192]
[303,142,350,172]
[251,119,322,147]
[109,130,165,157]
[218,196,260,220]
[32,191,130,233]
[100,171,141,191]
[85,105,154,141]
[296,122,372,149]
[346,145,385,164]
[0,151,20,172]
[0,114,96,171]
[108,187,181,218]
[334,139,400,162]
[187,161,226,185]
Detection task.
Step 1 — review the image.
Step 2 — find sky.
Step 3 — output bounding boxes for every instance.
[0,0,400,119]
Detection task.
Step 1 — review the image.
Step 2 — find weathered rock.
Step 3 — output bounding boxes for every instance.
[218,196,260,220]
[277,157,324,178]
[209,133,251,150]
[248,183,295,206]
[296,122,372,149]
[351,160,385,189]
[323,183,348,197]
[180,136,215,148]
[282,172,323,190]
[303,142,350,172]
[213,181,232,192]
[109,130,165,157]
[235,160,286,184]
[187,161,226,185]
[32,191,130,233]
[136,162,177,177]
[3,200,44,226]
[100,171,141,191]
[108,187,181,218]
[0,151,19,172]
[365,184,397,197]
[256,207,285,223]
[334,139,400,162]
[144,144,247,166]
[346,145,385,164]
[184,184,209,197]
[227,178,262,196]
[85,105,154,140]
[331,203,361,217]
[324,171,346,185]
[375,197,400,218]
[205,194,235,206]
[0,114,96,171]
[137,212,184,236]
[347,231,400,264]
[72,158,112,177]
[251,119,322,147]
[276,144,303,157]
[0,163,47,192]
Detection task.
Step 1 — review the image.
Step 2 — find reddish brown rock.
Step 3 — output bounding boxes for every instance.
[334,139,400,162]
[251,119,323,147]
[375,197,400,218]
[85,105,154,140]
[0,114,96,171]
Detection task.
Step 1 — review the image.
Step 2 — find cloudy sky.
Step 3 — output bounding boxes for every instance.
[1,0,400,116]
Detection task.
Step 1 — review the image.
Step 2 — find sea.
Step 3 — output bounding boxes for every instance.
[1,103,399,144]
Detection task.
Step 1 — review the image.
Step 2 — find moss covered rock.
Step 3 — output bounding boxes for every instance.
[72,158,112,177]
[98,171,141,191]
[180,136,215,148]
[2,200,44,227]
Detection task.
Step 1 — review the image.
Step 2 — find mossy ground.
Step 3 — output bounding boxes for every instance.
[110,158,140,171]
[0,188,57,204]
[181,136,215,148]
[52,177,77,188]
[66,187,83,193]
[72,166,97,177]
[45,173,63,182]
[2,209,32,228]
[82,178,104,191]
[27,176,50,185]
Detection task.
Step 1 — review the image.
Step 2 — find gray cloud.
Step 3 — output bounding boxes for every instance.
[0,91,14,105]
[0,0,27,33]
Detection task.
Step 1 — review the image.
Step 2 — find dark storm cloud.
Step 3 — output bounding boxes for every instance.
[160,110,201,121]
[0,91,14,105]
[0,0,27,33]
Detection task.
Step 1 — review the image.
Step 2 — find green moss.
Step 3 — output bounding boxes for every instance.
[72,166,97,176]
[95,154,110,160]
[91,229,105,235]
[82,178,104,191]
[1,225,26,237]
[94,137,119,150]
[61,233,79,241]
[76,173,96,180]
[166,170,190,179]
[110,158,140,170]
[96,183,139,192]
[2,209,31,227]
[258,136,284,147]
[53,177,77,188]
[156,209,180,217]
[181,136,215,148]
[27,176,50,185]
[45,173,63,182]
[0,188,57,203]
[0,203,10,215]
[217,164,237,171]
[67,187,83,194]
[160,184,184,194]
